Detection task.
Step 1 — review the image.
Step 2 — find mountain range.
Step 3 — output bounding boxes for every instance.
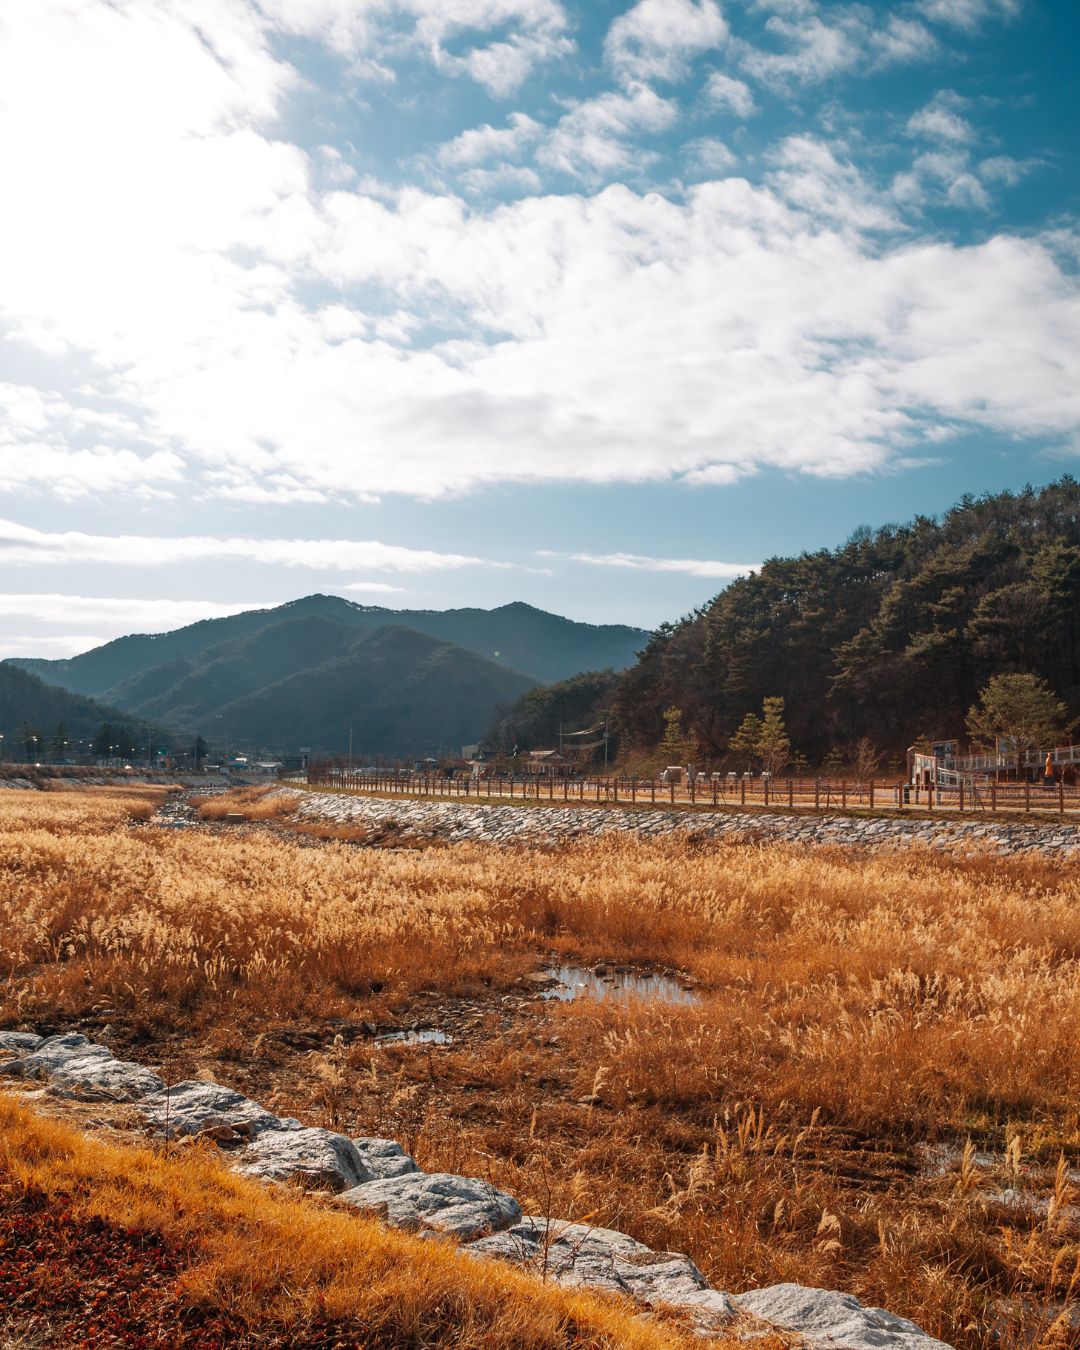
[4,596,646,759]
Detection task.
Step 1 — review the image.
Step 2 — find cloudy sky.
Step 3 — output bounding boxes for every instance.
[1,0,1078,656]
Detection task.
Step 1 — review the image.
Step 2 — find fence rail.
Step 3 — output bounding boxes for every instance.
[294,769,1080,819]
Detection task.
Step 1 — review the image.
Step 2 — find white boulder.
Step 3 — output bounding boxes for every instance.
[3,1033,113,1079]
[48,1053,164,1102]
[139,1080,296,1139]
[339,1171,521,1239]
[732,1285,953,1350]
[352,1137,422,1179]
[233,1126,371,1193]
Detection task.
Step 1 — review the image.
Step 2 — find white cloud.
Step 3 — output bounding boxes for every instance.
[739,6,936,88]
[945,172,990,211]
[539,85,679,177]
[437,114,543,167]
[0,521,494,571]
[459,164,543,196]
[1,0,1079,515]
[605,0,728,84]
[872,16,938,64]
[979,155,1039,186]
[342,581,406,593]
[906,93,976,144]
[0,594,256,629]
[255,0,572,94]
[702,71,757,117]
[681,136,737,175]
[0,633,110,658]
[557,552,758,579]
[767,136,899,230]
[740,13,863,86]
[917,0,1021,30]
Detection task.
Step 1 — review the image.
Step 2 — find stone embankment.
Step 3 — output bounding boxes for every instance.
[0,769,227,792]
[0,1029,951,1350]
[291,789,1080,857]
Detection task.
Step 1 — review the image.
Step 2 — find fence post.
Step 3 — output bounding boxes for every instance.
[740,779,746,808]
[689,777,695,804]
[764,778,769,808]
[958,781,963,813]
[788,779,794,810]
[1025,780,1030,813]
[614,778,619,802]
[841,782,846,811]
[670,782,675,805]
[1059,778,1065,817]
[651,782,656,805]
[815,779,820,810]
[991,781,996,813]
[869,781,875,811]
[712,779,718,807]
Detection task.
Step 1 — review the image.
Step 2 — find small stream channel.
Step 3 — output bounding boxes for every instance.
[541,965,699,1006]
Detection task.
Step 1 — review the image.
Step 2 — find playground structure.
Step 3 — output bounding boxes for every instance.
[910,741,1080,793]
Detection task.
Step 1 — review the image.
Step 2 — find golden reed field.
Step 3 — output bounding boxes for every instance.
[2,784,1080,1348]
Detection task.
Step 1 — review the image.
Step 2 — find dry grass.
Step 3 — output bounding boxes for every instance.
[0,1095,719,1348]
[195,785,297,822]
[2,786,1079,1348]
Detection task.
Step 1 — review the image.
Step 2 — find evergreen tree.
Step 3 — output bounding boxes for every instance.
[965,674,1070,775]
[660,706,688,762]
[757,697,791,776]
[730,713,762,773]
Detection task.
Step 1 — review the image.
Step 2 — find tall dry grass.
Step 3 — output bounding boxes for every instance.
[2,787,1079,1347]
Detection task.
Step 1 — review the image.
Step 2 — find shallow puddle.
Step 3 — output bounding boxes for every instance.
[374,1028,452,1046]
[541,965,698,1006]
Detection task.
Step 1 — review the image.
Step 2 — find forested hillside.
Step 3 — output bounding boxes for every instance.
[613,479,1080,763]
[0,664,152,757]
[487,670,619,754]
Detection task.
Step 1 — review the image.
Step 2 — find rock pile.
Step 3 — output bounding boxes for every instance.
[290,790,1080,858]
[1,1028,954,1349]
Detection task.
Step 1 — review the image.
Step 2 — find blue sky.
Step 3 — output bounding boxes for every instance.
[1,0,1078,653]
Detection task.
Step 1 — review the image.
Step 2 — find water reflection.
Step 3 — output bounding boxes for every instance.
[541,965,698,1006]
[374,1028,452,1045]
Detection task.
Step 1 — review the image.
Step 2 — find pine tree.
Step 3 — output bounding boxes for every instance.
[966,674,1070,775]
[660,707,687,762]
[730,713,762,773]
[758,697,791,777]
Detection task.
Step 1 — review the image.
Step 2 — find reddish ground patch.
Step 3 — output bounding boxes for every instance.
[0,1185,358,1350]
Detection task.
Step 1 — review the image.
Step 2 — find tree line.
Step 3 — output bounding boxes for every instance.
[489,478,1080,771]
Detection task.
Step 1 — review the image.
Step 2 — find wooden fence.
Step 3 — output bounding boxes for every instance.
[296,768,1080,818]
